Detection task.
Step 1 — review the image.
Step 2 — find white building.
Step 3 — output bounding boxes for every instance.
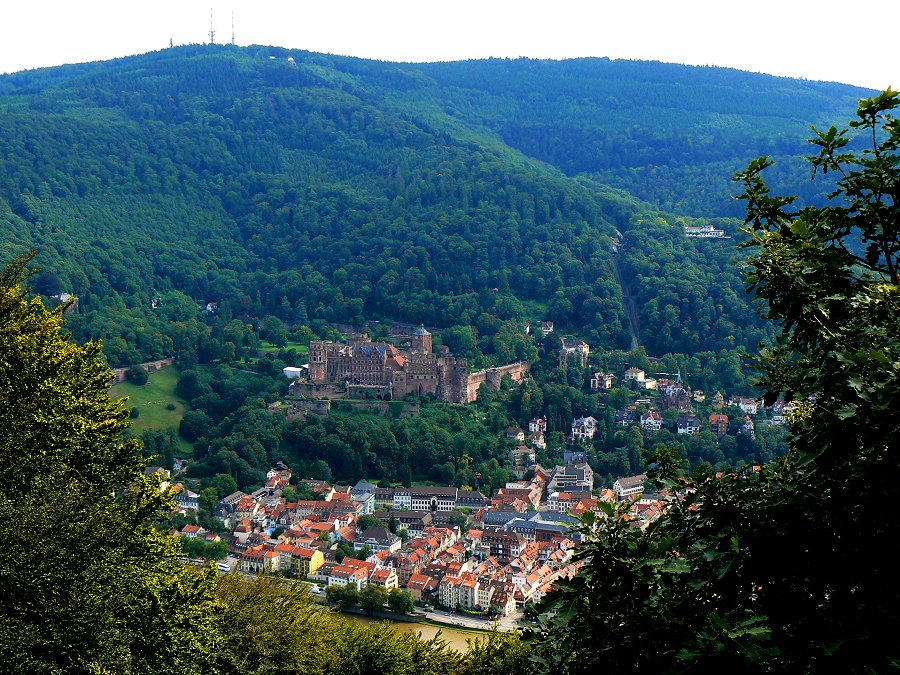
[571,416,598,441]
[613,474,647,501]
[677,415,701,435]
[640,411,663,432]
[393,486,458,512]
[684,224,726,238]
[529,417,548,434]
[590,372,615,390]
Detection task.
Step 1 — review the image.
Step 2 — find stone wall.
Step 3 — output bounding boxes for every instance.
[465,362,531,403]
[285,398,419,420]
[111,357,176,383]
[289,381,348,399]
[286,399,332,420]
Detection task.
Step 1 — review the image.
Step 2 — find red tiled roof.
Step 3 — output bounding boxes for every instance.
[371,568,395,582]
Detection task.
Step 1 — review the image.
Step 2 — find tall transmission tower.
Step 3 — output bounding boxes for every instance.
[231,11,236,45]
[209,7,216,44]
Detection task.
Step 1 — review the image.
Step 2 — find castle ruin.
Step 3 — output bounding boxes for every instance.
[305,326,529,404]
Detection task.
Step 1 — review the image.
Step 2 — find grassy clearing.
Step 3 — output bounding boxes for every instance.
[110,366,192,454]
[259,340,309,355]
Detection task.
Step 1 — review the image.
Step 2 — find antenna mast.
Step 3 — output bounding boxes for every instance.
[231,11,236,45]
[209,7,216,44]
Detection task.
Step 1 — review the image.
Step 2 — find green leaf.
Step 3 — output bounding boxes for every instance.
[595,499,615,518]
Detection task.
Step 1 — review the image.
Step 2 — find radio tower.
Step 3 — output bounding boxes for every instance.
[231,11,235,45]
[209,7,216,44]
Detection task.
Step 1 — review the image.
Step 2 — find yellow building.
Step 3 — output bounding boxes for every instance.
[291,546,325,579]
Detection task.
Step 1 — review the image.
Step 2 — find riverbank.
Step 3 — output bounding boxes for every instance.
[344,614,488,652]
[338,605,509,632]
[336,605,424,624]
[417,618,491,634]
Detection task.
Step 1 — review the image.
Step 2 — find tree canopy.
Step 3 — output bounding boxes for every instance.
[0,46,868,374]
[0,252,222,673]
[534,90,900,673]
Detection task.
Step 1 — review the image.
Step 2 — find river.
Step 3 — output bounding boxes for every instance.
[346,614,484,652]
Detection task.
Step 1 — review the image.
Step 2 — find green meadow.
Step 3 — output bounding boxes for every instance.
[259,340,309,355]
[111,366,192,453]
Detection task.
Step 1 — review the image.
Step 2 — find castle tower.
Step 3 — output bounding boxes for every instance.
[411,325,432,354]
[308,340,329,382]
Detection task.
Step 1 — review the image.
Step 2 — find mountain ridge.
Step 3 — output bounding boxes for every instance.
[0,45,868,366]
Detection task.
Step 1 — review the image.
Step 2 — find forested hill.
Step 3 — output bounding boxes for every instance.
[410,58,873,217]
[0,46,869,366]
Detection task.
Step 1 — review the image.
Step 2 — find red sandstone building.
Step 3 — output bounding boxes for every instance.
[306,326,529,403]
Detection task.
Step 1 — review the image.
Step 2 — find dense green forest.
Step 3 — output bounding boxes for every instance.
[412,57,871,216]
[0,45,870,370]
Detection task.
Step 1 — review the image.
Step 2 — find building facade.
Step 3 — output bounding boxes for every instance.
[307,330,529,403]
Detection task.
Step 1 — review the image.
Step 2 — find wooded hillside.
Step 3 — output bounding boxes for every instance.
[0,46,869,364]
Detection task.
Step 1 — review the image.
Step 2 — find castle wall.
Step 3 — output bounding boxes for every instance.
[307,338,529,405]
[289,382,348,399]
[467,370,487,403]
[436,357,470,404]
[284,398,420,420]
[286,399,332,420]
[465,362,531,402]
[111,356,175,383]
[397,353,439,398]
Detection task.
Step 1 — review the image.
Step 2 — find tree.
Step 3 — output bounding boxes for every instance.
[140,429,177,471]
[534,91,900,673]
[448,512,469,532]
[387,589,415,615]
[0,252,222,672]
[326,584,359,610]
[181,536,227,560]
[209,473,238,499]
[261,316,288,348]
[217,575,416,673]
[311,459,332,483]
[126,364,149,385]
[359,584,388,614]
[216,575,530,674]
[335,541,369,563]
[458,631,533,675]
[180,409,213,442]
[357,514,381,531]
[33,270,63,297]
[198,486,219,516]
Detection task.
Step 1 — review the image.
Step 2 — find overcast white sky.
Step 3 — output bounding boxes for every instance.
[1,1,895,91]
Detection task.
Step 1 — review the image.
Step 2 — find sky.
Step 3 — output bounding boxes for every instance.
[1,1,895,91]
